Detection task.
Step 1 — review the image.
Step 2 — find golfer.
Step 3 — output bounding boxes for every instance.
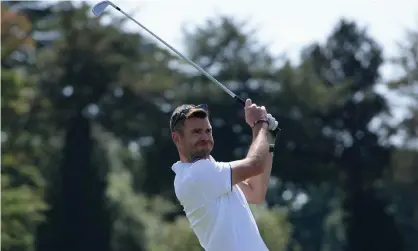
[170,98,273,251]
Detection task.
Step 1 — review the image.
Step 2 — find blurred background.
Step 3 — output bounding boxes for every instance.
[1,0,417,251]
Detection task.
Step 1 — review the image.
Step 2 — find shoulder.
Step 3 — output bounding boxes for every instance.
[189,158,230,175]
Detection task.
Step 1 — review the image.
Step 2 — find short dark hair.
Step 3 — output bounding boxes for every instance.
[170,104,209,132]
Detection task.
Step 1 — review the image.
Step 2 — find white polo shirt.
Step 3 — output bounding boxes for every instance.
[171,156,269,251]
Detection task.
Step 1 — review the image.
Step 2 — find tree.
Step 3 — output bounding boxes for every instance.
[262,19,403,251]
[1,6,53,251]
[306,19,401,251]
[95,125,161,251]
[386,26,418,251]
[5,2,410,250]
[1,1,57,50]
[252,205,294,251]
[1,69,49,251]
[0,5,35,69]
[146,205,293,251]
[26,2,178,251]
[389,27,418,146]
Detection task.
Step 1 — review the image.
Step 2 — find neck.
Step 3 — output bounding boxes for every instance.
[179,152,193,163]
[179,153,191,163]
[179,152,209,163]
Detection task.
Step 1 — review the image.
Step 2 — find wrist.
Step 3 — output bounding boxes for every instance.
[252,120,269,134]
[252,119,269,129]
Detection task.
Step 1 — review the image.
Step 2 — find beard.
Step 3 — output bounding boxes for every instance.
[190,149,210,161]
[189,142,213,161]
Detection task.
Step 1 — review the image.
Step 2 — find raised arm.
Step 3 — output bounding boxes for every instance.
[229,99,271,186]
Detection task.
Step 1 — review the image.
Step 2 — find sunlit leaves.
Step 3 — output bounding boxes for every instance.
[1,5,35,66]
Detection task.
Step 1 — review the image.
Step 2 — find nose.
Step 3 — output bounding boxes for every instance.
[200,131,211,141]
[200,134,209,141]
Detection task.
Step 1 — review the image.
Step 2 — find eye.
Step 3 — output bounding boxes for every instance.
[206,128,212,134]
[192,129,202,134]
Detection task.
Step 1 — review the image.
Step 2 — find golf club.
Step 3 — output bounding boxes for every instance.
[92,0,280,134]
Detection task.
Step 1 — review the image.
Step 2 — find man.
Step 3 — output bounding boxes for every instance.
[170,98,274,251]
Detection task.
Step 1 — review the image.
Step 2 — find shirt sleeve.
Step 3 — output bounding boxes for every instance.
[190,159,232,201]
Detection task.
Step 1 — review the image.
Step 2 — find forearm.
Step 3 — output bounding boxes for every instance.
[244,152,273,203]
[240,123,273,204]
[246,123,269,167]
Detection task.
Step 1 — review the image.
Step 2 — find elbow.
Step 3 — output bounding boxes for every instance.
[249,197,265,205]
[248,193,266,204]
[247,183,268,205]
[248,158,265,176]
[255,188,268,204]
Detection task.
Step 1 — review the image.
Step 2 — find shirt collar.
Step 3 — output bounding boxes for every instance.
[171,155,214,173]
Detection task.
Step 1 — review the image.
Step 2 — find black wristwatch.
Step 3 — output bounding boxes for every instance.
[269,144,275,153]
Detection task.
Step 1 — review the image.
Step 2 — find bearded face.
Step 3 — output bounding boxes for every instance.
[173,117,214,161]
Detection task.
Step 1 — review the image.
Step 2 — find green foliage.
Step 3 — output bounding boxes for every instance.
[107,170,152,251]
[1,8,56,250]
[146,204,294,251]
[388,27,418,144]
[103,133,198,251]
[1,173,47,251]
[1,5,35,68]
[251,205,294,250]
[385,26,418,251]
[2,1,417,251]
[1,69,48,251]
[148,216,202,251]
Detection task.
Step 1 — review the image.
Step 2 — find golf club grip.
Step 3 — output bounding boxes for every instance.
[272,126,281,136]
[234,96,246,106]
[234,95,281,134]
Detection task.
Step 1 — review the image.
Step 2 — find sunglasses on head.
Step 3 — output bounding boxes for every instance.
[171,104,209,131]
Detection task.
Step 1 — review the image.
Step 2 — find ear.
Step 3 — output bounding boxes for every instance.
[172,132,180,145]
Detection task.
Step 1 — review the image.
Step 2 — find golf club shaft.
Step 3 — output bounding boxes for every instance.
[93,1,280,134]
[107,2,245,106]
